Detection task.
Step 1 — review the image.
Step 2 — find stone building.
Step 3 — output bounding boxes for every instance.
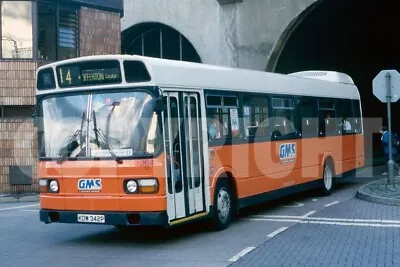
[121,0,400,163]
[0,0,123,195]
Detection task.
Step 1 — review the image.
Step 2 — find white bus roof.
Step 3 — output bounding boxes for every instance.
[288,71,355,85]
[36,54,361,100]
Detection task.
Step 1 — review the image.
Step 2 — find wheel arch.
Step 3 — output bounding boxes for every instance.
[210,167,239,208]
[321,153,336,177]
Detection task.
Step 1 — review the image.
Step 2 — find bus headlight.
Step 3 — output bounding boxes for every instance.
[138,179,159,193]
[124,179,159,194]
[49,180,59,193]
[125,180,138,193]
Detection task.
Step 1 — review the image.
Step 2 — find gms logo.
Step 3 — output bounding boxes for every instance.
[78,179,102,192]
[279,143,296,163]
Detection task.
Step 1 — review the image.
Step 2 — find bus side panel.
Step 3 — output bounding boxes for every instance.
[338,134,364,174]
[209,133,364,203]
[300,134,364,181]
[335,133,365,176]
[209,140,300,200]
[293,137,321,184]
[356,134,365,167]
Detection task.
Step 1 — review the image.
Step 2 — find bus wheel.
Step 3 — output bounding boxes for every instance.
[211,179,234,231]
[321,163,334,195]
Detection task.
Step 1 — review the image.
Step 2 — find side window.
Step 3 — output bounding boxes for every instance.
[318,99,336,136]
[242,95,269,138]
[337,99,354,135]
[298,98,318,138]
[352,100,362,133]
[206,95,240,140]
[271,97,296,139]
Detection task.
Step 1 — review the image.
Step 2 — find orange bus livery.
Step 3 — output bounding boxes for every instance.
[34,55,364,230]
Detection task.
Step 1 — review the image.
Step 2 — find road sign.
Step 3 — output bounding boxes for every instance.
[373,70,400,103]
[372,69,400,185]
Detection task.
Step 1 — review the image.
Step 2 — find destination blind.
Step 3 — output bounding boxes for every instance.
[56,60,122,88]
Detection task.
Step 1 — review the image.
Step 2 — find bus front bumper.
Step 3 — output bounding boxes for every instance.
[40,209,168,226]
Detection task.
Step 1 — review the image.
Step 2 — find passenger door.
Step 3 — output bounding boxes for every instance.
[163,91,205,222]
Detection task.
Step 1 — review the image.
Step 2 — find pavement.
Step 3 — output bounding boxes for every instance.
[1,164,398,267]
[229,165,400,267]
[230,198,400,267]
[0,194,39,203]
[357,170,400,206]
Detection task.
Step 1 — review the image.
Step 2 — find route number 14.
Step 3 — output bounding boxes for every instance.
[59,68,72,85]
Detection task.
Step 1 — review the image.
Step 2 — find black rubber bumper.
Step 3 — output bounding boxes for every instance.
[40,209,168,226]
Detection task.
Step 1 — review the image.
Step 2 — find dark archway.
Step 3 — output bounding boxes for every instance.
[272,0,399,161]
[122,22,201,63]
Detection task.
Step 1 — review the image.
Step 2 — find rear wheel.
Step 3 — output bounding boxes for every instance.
[211,179,234,231]
[321,163,334,195]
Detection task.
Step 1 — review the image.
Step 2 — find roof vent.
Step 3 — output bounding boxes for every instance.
[288,71,354,85]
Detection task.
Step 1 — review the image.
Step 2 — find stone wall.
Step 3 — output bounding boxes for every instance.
[121,0,222,66]
[121,0,318,71]
[80,7,121,56]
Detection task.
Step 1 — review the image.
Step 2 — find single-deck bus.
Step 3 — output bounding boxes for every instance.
[35,55,364,230]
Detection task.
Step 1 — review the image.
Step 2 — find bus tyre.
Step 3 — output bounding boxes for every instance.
[211,179,234,231]
[321,163,334,195]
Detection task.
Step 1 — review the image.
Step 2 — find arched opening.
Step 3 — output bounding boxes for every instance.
[122,22,201,63]
[266,1,322,73]
[271,0,399,162]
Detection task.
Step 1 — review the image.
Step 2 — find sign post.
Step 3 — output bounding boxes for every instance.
[385,72,395,185]
[373,70,400,185]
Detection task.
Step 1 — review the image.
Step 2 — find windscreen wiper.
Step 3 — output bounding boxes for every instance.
[57,112,86,164]
[57,129,81,164]
[92,110,122,164]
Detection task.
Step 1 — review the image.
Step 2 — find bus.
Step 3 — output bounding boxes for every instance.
[35,55,364,230]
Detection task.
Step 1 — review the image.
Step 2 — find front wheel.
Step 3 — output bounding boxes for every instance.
[211,179,234,231]
[321,163,334,195]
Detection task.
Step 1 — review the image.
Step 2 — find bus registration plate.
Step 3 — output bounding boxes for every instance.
[77,214,105,223]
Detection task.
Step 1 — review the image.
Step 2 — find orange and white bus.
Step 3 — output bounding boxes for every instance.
[35,55,364,230]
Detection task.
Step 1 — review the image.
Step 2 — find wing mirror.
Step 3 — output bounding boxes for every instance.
[154,96,164,113]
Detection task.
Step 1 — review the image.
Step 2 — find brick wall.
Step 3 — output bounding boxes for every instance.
[79,7,121,56]
[0,61,39,194]
[0,7,121,195]
[0,119,37,194]
[0,61,37,106]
